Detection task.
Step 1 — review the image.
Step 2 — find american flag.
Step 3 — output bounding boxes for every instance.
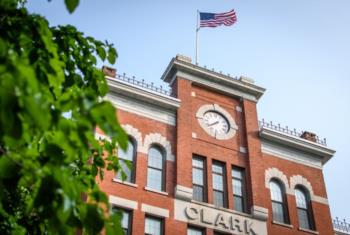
[199,9,237,28]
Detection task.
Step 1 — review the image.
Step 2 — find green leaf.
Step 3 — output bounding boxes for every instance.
[83,204,104,234]
[0,155,20,179]
[96,45,106,61]
[107,47,117,64]
[65,0,80,14]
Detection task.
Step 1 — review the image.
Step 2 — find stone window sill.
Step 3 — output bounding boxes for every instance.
[272,221,293,229]
[144,187,168,196]
[112,178,138,188]
[298,227,319,234]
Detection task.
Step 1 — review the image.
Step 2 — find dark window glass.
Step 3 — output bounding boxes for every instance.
[147,146,165,191]
[270,180,289,224]
[187,226,204,235]
[214,231,231,235]
[232,167,246,212]
[112,207,132,235]
[145,216,163,235]
[212,161,227,208]
[192,157,206,202]
[295,187,314,230]
[116,139,136,183]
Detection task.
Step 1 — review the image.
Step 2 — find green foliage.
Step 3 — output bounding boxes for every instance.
[0,0,127,234]
[65,0,79,13]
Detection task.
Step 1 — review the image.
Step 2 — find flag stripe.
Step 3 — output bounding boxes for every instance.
[199,9,237,28]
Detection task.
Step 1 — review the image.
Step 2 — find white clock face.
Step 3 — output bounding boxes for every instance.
[203,111,230,135]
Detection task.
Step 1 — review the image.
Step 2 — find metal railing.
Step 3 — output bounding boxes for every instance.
[334,217,350,234]
[114,73,173,97]
[259,119,327,146]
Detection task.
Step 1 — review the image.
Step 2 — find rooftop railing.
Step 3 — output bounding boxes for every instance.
[114,73,173,97]
[259,119,327,146]
[334,217,350,234]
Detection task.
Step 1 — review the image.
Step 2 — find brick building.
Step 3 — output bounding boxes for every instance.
[96,55,336,235]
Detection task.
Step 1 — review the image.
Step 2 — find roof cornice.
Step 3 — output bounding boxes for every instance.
[106,76,181,111]
[259,127,335,165]
[161,57,266,102]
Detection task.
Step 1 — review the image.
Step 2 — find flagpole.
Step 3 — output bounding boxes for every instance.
[196,10,199,64]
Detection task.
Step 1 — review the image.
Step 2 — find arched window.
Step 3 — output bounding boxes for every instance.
[116,138,136,183]
[269,180,289,224]
[147,146,165,191]
[295,186,314,230]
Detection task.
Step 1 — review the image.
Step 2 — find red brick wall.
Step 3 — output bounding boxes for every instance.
[96,108,178,234]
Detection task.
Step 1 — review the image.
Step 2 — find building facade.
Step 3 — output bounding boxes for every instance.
[96,55,336,235]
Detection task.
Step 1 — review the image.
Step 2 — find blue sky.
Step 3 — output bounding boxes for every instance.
[27,0,350,221]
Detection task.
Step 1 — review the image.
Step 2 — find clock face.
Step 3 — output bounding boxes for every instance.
[203,111,230,135]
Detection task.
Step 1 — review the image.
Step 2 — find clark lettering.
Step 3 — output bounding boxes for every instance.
[184,206,257,235]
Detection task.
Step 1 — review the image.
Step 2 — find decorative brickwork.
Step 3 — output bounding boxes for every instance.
[122,124,143,152]
[265,167,292,194]
[142,133,175,161]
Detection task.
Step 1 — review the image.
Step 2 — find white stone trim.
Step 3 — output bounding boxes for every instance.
[141,203,169,218]
[196,104,238,140]
[142,133,175,161]
[265,168,292,194]
[122,124,143,152]
[251,205,269,221]
[312,195,329,205]
[144,187,169,196]
[239,146,247,154]
[175,185,193,201]
[261,140,323,169]
[109,195,138,210]
[107,76,180,109]
[106,93,177,126]
[113,178,138,188]
[260,127,335,165]
[174,199,268,235]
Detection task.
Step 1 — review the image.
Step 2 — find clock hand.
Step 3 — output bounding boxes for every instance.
[208,121,219,126]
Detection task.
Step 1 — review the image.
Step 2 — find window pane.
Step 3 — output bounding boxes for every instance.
[213,174,223,190]
[295,188,308,209]
[187,227,203,235]
[147,168,162,191]
[270,181,283,202]
[212,164,223,174]
[272,202,285,223]
[298,209,310,229]
[193,168,204,185]
[145,217,162,235]
[148,147,163,169]
[118,140,135,161]
[234,195,243,212]
[233,179,243,196]
[193,185,204,201]
[213,191,224,207]
[111,208,131,235]
[121,211,130,230]
[116,159,132,182]
[232,168,243,179]
[193,158,204,168]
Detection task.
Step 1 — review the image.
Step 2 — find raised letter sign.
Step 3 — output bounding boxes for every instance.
[185,206,199,220]
[215,213,229,229]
